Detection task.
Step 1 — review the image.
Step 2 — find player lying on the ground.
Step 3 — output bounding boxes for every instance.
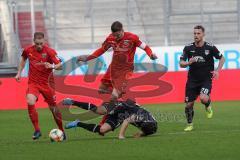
[63,99,157,139]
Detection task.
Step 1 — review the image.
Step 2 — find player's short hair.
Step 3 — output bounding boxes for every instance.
[34,32,44,39]
[194,25,205,32]
[111,21,123,33]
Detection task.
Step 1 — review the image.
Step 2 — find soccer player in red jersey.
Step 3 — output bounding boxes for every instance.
[77,21,157,116]
[15,32,65,140]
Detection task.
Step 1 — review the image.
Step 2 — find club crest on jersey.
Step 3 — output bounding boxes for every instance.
[205,50,210,55]
[42,53,47,58]
[123,40,130,45]
[122,40,132,48]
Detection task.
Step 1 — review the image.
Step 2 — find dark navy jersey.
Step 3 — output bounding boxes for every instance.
[180,42,222,81]
[113,101,156,125]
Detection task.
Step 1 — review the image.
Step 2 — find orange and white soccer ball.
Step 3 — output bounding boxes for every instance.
[49,129,64,142]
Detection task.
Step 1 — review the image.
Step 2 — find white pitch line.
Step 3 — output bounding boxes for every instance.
[165,129,240,135]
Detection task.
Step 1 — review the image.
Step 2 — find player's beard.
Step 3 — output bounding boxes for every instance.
[36,47,43,52]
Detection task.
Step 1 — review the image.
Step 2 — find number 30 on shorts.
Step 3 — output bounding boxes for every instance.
[201,88,209,95]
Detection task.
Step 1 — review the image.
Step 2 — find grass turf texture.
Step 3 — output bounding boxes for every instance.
[0,101,239,160]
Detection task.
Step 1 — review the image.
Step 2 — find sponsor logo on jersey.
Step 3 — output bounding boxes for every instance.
[121,40,133,49]
[123,40,130,46]
[194,56,205,62]
[205,50,210,55]
[42,53,47,58]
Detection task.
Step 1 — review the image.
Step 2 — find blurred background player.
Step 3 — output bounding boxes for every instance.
[64,99,157,139]
[77,21,158,109]
[15,32,66,140]
[179,25,225,131]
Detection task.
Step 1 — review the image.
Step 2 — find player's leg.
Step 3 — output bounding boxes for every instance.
[62,98,107,115]
[98,68,113,94]
[111,71,130,100]
[99,82,112,94]
[107,72,130,112]
[65,120,113,135]
[26,84,41,139]
[199,80,213,118]
[184,81,199,131]
[65,114,120,136]
[41,86,65,135]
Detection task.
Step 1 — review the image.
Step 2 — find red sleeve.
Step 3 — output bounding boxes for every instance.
[143,45,153,57]
[133,35,142,47]
[48,49,61,64]
[101,38,111,51]
[133,35,153,57]
[21,48,28,59]
[86,37,110,61]
[86,48,105,61]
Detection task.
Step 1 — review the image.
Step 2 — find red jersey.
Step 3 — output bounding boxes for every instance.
[101,32,149,70]
[22,45,61,85]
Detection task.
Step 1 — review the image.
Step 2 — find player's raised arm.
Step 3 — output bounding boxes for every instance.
[78,47,106,62]
[135,36,158,60]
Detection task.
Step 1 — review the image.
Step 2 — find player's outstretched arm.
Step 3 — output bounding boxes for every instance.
[77,48,106,62]
[15,56,27,82]
[143,45,158,60]
[137,40,158,60]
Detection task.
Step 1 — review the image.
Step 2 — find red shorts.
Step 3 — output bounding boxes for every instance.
[101,67,133,94]
[27,83,56,106]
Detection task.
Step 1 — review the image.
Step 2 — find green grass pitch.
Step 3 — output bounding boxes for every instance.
[0,101,239,160]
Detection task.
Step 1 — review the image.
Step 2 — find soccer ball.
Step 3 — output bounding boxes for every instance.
[49,129,64,142]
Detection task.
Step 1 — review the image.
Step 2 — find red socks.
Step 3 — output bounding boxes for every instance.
[28,105,40,131]
[28,104,64,132]
[51,108,64,131]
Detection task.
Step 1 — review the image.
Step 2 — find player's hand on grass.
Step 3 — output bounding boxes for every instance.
[44,62,54,69]
[211,70,219,80]
[15,73,21,82]
[150,53,158,60]
[188,56,197,65]
[77,55,88,62]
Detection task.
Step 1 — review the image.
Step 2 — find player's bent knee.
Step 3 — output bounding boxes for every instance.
[99,127,108,134]
[26,96,36,105]
[186,102,194,108]
[200,94,209,104]
[49,105,59,113]
[98,84,110,94]
[99,124,112,134]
